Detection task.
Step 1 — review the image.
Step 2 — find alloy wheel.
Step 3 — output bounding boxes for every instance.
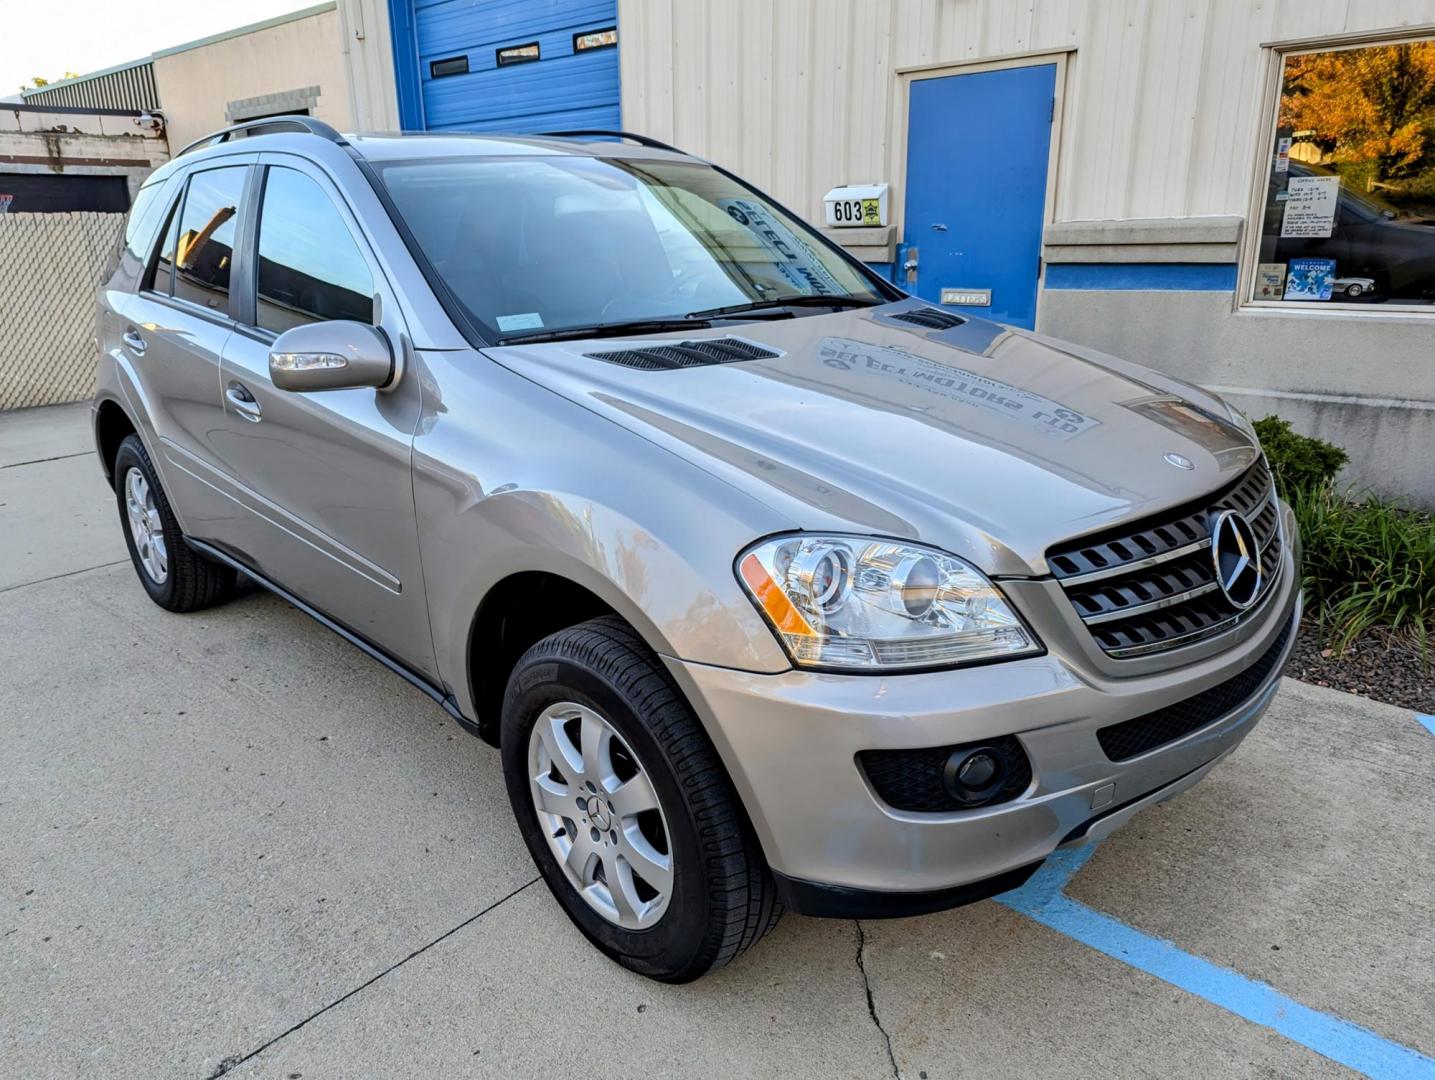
[124,467,168,585]
[527,701,673,930]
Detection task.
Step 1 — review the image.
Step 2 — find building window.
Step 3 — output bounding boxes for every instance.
[430,55,469,79]
[1250,36,1435,309]
[496,42,540,67]
[574,28,617,53]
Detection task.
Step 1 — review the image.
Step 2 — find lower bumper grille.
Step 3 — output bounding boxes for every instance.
[1096,610,1295,762]
[1047,458,1284,658]
[859,735,1032,813]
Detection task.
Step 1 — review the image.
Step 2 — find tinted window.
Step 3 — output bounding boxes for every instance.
[150,188,183,295]
[256,167,374,333]
[123,179,169,261]
[173,166,247,312]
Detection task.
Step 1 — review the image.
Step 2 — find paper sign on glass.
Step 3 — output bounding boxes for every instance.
[1275,136,1291,174]
[1284,258,1336,301]
[1255,263,1286,299]
[1280,175,1339,238]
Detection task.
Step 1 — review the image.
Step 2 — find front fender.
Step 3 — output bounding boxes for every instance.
[413,351,796,720]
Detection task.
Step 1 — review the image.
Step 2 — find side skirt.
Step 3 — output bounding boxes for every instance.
[185,537,495,744]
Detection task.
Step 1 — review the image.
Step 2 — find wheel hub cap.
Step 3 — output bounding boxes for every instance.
[124,467,168,585]
[527,701,673,930]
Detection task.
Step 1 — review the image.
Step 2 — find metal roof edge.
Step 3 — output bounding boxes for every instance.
[152,2,338,60]
[19,56,154,98]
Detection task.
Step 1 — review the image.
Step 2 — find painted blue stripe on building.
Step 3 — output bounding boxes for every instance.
[1418,713,1435,736]
[1044,262,1239,291]
[998,846,1435,1079]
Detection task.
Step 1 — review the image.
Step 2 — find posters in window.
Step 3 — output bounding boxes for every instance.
[1255,263,1287,299]
[1283,258,1336,301]
[1280,175,1339,238]
[1274,136,1291,174]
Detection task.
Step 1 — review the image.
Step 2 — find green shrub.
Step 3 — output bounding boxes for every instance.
[1253,415,1348,498]
[1290,484,1435,653]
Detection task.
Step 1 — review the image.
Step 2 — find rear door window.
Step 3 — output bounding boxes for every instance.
[172,166,247,312]
[254,167,374,333]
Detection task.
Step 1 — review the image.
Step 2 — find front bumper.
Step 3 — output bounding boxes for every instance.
[664,504,1301,916]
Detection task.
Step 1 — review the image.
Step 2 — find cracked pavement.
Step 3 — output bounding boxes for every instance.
[3,403,1432,1078]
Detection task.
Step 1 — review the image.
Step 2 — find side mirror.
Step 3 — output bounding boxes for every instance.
[269,321,396,392]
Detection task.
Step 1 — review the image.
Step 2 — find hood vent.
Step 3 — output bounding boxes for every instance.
[889,306,967,330]
[585,337,779,370]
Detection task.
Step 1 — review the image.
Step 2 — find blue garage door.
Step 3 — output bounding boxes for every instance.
[406,0,619,132]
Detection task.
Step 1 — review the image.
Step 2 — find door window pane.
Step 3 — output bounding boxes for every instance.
[1253,39,1435,307]
[256,168,374,333]
[174,166,247,312]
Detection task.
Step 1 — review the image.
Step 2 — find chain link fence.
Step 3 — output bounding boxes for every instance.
[0,212,124,411]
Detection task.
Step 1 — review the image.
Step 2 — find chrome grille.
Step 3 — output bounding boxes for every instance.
[1048,459,1283,658]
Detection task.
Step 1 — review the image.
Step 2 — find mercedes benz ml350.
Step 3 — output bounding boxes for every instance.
[94,118,1300,982]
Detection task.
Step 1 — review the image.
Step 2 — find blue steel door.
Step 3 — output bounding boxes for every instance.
[902,64,1056,328]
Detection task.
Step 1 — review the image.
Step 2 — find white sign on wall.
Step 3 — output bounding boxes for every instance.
[1280,175,1340,238]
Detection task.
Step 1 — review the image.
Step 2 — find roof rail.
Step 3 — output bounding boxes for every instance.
[543,129,689,155]
[175,115,348,158]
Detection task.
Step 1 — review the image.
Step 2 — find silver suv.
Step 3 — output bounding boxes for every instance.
[95,118,1301,982]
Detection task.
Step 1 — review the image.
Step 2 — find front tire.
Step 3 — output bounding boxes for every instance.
[113,434,237,612]
[501,615,780,982]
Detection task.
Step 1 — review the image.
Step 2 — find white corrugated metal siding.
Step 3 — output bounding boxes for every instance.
[617,0,1435,228]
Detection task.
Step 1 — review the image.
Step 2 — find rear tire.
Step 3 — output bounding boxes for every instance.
[113,434,237,612]
[501,615,781,982]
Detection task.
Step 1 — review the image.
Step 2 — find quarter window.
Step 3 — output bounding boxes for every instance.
[123,179,170,263]
[255,167,374,333]
[173,166,247,312]
[1251,37,1435,308]
[148,189,182,295]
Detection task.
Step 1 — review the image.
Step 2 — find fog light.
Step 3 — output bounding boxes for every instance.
[942,746,1008,806]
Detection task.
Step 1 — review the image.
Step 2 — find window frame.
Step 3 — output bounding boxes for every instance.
[139,154,259,330]
[496,41,540,67]
[248,163,378,335]
[573,27,617,54]
[1239,27,1435,318]
[430,55,469,79]
[233,153,392,345]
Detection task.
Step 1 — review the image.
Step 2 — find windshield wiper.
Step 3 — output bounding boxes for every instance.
[494,294,881,345]
[684,294,883,320]
[496,317,714,345]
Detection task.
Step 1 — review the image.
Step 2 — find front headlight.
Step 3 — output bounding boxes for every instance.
[736,535,1041,671]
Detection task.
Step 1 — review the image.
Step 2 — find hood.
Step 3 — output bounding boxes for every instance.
[482,303,1259,575]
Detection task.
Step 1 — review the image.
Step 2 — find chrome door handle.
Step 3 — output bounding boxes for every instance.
[122,328,147,355]
[226,383,263,422]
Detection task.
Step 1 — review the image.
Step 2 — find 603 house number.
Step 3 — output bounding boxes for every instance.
[831,198,880,225]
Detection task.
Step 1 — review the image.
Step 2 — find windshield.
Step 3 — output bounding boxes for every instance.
[374,154,888,341]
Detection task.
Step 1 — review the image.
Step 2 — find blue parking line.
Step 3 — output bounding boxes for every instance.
[998,846,1435,1079]
[1418,714,1435,737]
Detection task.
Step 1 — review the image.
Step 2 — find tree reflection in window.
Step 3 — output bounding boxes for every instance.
[1255,40,1435,306]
